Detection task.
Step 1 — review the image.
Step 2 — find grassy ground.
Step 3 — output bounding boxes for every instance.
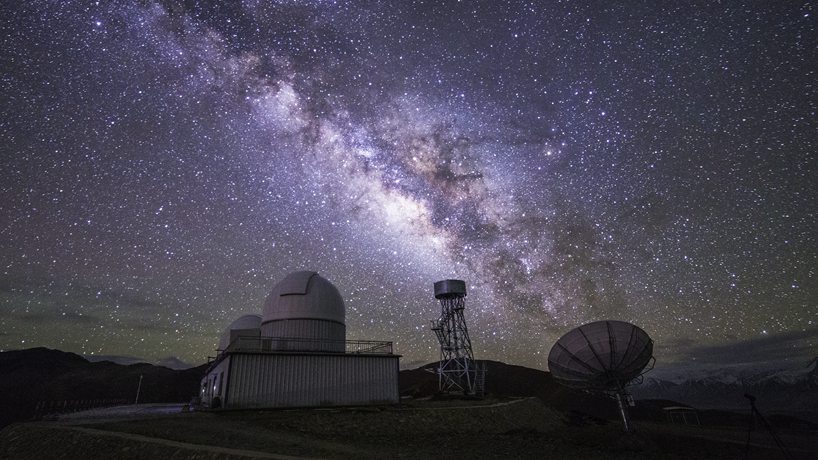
[1,398,815,459]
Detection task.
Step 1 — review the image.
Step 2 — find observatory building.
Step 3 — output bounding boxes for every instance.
[200,271,400,409]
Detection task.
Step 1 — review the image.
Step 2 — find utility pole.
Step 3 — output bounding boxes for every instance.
[134,374,143,404]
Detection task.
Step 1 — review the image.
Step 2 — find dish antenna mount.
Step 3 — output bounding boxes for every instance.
[548,320,654,431]
[430,279,485,396]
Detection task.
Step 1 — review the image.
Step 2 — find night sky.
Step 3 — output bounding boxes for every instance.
[1,1,815,371]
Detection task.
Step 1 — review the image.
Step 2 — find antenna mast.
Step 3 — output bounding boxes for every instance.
[430,279,484,396]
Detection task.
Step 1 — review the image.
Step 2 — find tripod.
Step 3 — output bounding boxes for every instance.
[743,393,792,459]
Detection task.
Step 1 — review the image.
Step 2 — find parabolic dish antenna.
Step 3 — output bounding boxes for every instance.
[548,320,654,431]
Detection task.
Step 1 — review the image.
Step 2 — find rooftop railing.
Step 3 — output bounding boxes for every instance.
[220,336,394,356]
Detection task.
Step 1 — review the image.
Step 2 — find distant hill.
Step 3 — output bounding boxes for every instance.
[4,349,815,432]
[399,360,622,419]
[155,356,196,370]
[5,351,622,429]
[400,360,818,429]
[83,354,147,366]
[84,354,196,370]
[0,348,207,428]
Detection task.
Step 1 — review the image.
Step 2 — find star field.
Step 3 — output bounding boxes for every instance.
[1,1,815,370]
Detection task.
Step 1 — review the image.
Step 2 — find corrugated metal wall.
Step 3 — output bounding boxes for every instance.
[201,358,231,407]
[226,353,399,408]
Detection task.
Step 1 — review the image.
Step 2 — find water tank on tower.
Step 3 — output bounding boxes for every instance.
[261,271,346,352]
[430,279,485,396]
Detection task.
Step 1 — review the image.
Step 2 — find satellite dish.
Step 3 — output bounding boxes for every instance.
[548,320,654,431]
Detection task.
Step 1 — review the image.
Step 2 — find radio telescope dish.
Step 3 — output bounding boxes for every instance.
[548,320,654,431]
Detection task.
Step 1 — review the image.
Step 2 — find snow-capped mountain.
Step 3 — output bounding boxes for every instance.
[632,358,818,417]
[154,356,196,370]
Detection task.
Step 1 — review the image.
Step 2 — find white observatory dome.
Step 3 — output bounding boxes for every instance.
[218,314,262,351]
[261,271,346,351]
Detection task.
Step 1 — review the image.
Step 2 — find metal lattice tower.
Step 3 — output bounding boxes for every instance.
[430,279,485,396]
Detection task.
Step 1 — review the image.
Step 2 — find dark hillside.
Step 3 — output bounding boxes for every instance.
[5,349,814,435]
[0,348,206,428]
[400,360,620,419]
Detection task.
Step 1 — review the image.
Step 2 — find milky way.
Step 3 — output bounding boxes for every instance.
[1,1,815,370]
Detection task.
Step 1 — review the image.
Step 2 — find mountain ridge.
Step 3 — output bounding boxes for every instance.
[3,348,816,430]
[632,357,818,421]
[83,353,197,370]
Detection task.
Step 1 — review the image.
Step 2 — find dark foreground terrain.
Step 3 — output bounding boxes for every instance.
[3,349,815,458]
[1,397,816,459]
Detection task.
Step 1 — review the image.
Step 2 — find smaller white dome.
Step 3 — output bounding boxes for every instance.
[218,314,262,351]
